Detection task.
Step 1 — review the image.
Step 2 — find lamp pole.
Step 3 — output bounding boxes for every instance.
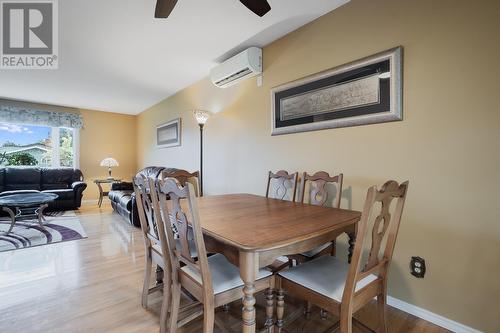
[199,123,204,196]
[194,110,210,197]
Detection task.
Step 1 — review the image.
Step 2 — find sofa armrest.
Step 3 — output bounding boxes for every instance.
[111,181,134,191]
[71,181,87,190]
[71,181,87,208]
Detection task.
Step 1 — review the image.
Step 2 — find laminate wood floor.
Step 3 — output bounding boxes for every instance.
[0,204,450,333]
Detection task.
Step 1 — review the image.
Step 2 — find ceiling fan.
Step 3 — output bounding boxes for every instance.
[155,0,271,19]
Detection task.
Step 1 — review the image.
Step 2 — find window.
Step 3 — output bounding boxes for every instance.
[0,122,79,168]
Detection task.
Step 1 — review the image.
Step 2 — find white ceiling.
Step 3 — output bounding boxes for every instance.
[0,0,348,115]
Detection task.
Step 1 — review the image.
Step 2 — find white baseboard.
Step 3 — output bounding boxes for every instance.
[387,296,482,333]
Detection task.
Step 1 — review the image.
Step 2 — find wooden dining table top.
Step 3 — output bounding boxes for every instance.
[194,193,361,251]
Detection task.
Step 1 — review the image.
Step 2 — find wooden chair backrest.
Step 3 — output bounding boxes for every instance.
[266,170,299,201]
[133,175,170,261]
[133,175,158,242]
[161,169,200,197]
[300,171,343,208]
[342,180,409,305]
[154,177,213,294]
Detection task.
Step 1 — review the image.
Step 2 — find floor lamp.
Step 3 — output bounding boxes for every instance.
[194,110,210,196]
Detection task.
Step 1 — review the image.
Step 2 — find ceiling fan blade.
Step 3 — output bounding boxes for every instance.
[239,0,271,17]
[155,0,178,18]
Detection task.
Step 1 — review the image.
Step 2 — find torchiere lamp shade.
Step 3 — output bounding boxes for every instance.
[194,110,210,125]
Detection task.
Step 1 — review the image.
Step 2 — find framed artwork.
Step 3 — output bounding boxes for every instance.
[156,118,181,148]
[271,46,403,135]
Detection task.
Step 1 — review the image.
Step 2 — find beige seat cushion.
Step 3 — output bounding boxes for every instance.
[279,256,377,302]
[181,253,272,295]
[300,242,332,258]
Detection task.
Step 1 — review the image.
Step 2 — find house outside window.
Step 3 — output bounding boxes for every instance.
[0,122,79,168]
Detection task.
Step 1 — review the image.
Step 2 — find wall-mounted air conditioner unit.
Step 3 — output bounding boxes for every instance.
[210,47,262,88]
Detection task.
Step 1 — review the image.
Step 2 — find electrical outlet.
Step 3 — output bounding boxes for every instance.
[410,256,426,278]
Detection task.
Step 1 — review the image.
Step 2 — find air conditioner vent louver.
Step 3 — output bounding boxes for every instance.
[210,47,262,88]
[214,67,252,86]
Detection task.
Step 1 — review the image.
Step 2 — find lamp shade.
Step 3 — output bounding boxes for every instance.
[193,110,211,125]
[100,157,119,167]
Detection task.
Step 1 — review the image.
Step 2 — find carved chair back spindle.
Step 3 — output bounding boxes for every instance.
[161,169,200,197]
[300,171,343,208]
[266,170,299,202]
[133,175,168,253]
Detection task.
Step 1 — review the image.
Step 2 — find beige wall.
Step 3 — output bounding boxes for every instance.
[79,109,137,200]
[137,0,500,331]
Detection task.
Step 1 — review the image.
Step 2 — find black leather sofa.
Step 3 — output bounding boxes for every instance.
[109,166,198,227]
[0,167,87,210]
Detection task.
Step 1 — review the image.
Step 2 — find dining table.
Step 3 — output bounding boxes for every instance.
[194,193,362,333]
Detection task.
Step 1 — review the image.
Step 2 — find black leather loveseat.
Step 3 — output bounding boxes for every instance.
[0,167,87,211]
[108,166,198,227]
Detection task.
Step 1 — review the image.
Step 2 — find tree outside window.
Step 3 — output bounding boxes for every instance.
[0,123,77,167]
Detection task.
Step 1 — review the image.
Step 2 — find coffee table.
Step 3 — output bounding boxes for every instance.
[0,192,58,235]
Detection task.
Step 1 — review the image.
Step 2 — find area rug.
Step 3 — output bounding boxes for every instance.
[0,211,87,252]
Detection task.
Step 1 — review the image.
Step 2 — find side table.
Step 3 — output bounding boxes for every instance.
[94,178,121,207]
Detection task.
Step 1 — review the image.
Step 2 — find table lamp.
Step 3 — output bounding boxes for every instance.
[100,158,119,179]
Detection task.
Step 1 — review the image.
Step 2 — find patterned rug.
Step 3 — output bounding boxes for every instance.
[0,211,87,252]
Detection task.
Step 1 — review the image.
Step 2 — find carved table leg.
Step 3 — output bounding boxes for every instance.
[264,288,275,332]
[347,232,356,264]
[276,288,284,332]
[36,204,49,230]
[96,182,104,207]
[2,206,16,235]
[240,251,258,333]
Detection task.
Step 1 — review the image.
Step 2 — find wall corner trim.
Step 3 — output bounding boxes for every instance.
[387,296,483,333]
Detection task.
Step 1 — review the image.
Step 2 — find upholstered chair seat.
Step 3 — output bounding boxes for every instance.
[181,253,272,295]
[279,255,377,302]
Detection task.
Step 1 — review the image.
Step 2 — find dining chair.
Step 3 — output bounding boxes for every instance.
[291,171,344,264]
[290,171,344,319]
[133,175,172,333]
[135,175,201,333]
[266,170,299,202]
[153,177,276,333]
[161,168,239,312]
[153,169,199,286]
[276,180,409,333]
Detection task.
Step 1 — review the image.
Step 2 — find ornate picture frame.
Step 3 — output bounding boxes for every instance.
[271,46,403,135]
[156,118,181,148]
